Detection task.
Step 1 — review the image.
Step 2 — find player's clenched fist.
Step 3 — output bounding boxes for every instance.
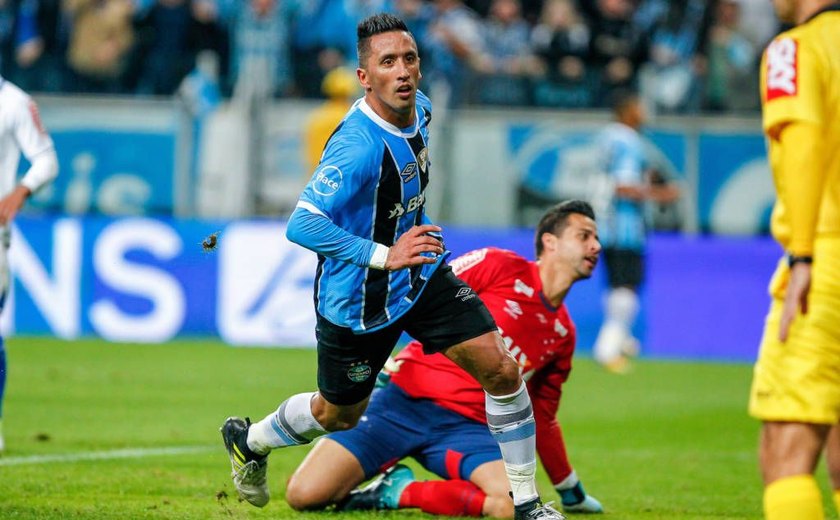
[385,224,443,270]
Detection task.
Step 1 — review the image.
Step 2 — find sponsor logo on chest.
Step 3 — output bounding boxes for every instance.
[388,191,425,219]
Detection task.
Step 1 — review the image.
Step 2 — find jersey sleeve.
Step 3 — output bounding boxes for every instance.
[761,35,824,137]
[298,131,378,220]
[449,248,507,294]
[13,96,54,161]
[286,207,378,267]
[289,129,389,266]
[14,96,58,193]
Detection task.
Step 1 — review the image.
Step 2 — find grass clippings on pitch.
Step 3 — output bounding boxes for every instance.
[0,338,833,519]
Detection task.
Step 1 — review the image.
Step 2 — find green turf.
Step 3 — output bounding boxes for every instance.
[0,338,833,519]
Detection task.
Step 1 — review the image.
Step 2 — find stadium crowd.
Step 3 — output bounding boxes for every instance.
[0,0,777,112]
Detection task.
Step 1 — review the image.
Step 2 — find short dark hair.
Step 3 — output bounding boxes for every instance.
[608,88,640,117]
[534,200,596,257]
[357,13,411,67]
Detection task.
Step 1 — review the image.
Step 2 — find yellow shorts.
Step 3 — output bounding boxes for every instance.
[749,237,840,424]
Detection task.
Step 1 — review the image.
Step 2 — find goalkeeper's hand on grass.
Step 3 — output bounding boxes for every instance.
[374,356,403,389]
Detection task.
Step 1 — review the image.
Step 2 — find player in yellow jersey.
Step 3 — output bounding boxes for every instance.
[748,1,840,519]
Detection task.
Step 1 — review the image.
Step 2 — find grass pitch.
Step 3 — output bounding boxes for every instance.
[0,338,832,519]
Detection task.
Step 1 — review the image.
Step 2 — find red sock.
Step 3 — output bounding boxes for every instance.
[399,480,486,517]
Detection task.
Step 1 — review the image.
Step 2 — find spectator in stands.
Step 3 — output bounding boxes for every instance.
[640,0,711,113]
[392,0,435,61]
[423,0,484,107]
[64,0,135,93]
[703,0,759,112]
[133,0,224,96]
[289,0,358,98]
[734,0,779,49]
[531,0,591,106]
[475,0,541,77]
[473,0,541,105]
[228,0,292,98]
[3,0,66,93]
[587,0,649,106]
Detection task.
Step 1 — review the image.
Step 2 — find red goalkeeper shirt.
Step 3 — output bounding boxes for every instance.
[391,247,577,485]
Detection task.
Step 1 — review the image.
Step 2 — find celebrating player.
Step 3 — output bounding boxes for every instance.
[221,13,565,519]
[0,76,59,453]
[747,1,840,519]
[285,200,603,517]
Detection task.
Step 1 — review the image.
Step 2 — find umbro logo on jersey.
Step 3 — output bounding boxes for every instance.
[504,299,523,320]
[514,279,534,297]
[766,38,797,100]
[455,287,476,301]
[400,162,418,183]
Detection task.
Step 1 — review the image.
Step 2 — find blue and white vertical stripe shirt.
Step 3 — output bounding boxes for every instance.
[287,90,446,333]
[596,122,648,251]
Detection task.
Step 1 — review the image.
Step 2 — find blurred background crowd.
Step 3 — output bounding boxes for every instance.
[0,0,779,113]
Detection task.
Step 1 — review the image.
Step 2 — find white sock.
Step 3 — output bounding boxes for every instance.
[246,392,326,455]
[555,470,579,490]
[485,382,539,506]
[594,287,639,363]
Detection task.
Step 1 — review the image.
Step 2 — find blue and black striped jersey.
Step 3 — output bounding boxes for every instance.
[289,90,446,332]
[596,122,648,251]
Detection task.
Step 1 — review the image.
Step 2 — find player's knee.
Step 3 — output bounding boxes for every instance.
[316,410,364,432]
[481,354,522,395]
[320,416,360,431]
[482,493,514,518]
[312,397,367,431]
[285,477,333,511]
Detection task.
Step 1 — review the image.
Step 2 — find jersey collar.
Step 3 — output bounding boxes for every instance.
[530,262,559,313]
[358,99,419,138]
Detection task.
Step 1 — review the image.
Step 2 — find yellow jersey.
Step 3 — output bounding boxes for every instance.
[303,99,353,174]
[761,5,840,252]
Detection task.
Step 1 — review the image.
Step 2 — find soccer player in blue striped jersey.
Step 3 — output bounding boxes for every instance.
[591,90,679,373]
[220,13,565,520]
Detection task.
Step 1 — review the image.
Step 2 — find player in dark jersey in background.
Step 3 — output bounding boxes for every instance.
[285,200,603,517]
[221,13,566,519]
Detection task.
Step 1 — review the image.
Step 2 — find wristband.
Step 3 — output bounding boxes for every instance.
[787,254,813,267]
[369,243,390,270]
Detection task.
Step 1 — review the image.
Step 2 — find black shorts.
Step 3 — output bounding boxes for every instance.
[603,248,645,289]
[316,265,497,406]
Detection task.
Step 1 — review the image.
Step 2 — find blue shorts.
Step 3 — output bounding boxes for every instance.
[328,383,501,480]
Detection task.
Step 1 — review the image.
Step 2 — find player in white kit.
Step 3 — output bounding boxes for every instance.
[0,76,59,453]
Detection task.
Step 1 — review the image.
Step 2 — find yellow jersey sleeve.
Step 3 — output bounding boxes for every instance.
[761,35,824,137]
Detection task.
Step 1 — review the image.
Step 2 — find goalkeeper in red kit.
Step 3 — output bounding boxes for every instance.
[285,200,604,517]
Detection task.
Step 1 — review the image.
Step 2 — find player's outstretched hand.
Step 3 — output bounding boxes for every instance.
[385,224,443,270]
[779,262,811,343]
